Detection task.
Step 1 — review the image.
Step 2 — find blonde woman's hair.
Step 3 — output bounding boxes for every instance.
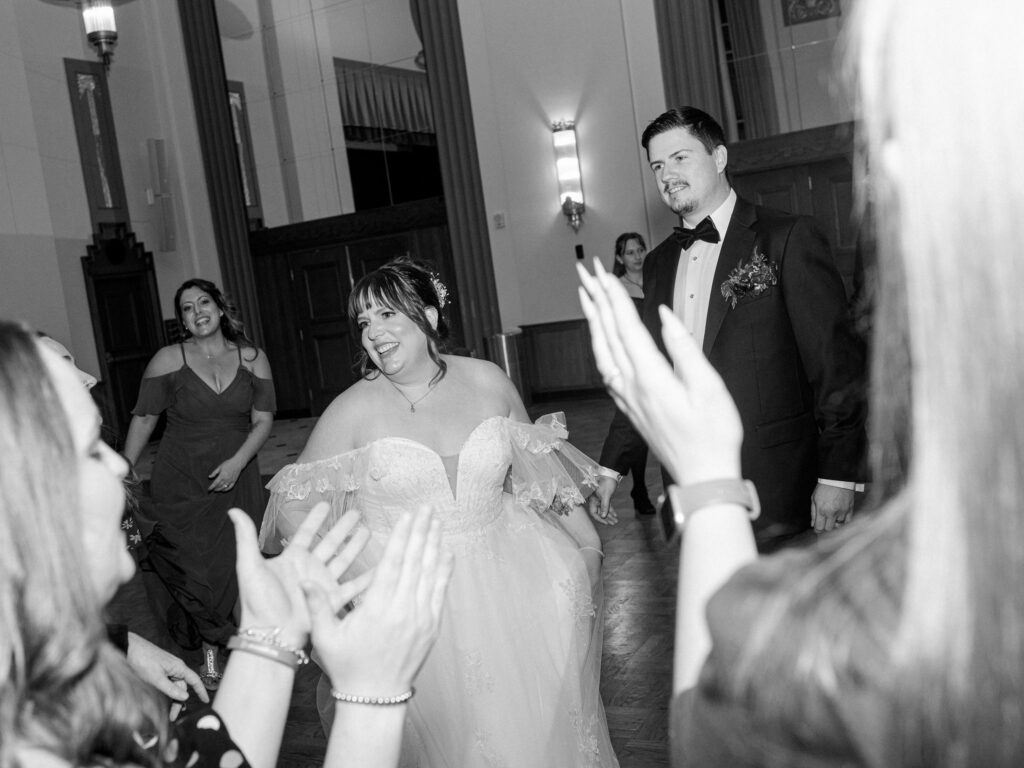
[0,322,166,767]
[849,0,1024,762]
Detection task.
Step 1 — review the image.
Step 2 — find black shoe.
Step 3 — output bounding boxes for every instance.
[634,499,656,516]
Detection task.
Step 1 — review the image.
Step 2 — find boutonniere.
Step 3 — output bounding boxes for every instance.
[720,249,779,308]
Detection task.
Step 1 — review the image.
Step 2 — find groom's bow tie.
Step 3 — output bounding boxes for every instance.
[673,217,720,250]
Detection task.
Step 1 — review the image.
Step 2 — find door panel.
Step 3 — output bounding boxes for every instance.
[81,228,163,440]
[291,248,360,414]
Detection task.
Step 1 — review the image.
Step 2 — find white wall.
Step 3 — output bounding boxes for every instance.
[219,0,423,225]
[759,1,850,133]
[0,0,222,378]
[457,0,675,330]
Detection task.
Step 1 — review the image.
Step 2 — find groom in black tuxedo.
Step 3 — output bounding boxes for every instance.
[592,107,866,552]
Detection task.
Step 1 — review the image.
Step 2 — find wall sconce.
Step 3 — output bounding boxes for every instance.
[552,120,585,232]
[39,0,133,68]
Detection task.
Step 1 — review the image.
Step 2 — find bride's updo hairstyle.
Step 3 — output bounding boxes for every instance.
[348,257,450,383]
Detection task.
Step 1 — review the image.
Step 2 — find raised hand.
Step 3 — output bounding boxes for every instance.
[576,259,742,486]
[229,501,373,649]
[304,506,454,698]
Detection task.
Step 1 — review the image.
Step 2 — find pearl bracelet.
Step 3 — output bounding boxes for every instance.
[330,686,416,706]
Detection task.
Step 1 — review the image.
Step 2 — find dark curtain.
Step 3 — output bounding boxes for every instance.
[720,0,779,139]
[335,58,435,135]
[652,0,726,118]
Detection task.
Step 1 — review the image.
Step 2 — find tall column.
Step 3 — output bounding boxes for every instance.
[412,0,500,356]
[176,0,264,345]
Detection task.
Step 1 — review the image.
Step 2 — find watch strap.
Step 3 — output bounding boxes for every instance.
[669,479,761,535]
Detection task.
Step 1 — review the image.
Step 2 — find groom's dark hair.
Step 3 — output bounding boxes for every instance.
[641,107,726,155]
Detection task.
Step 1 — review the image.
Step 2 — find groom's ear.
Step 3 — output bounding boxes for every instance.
[714,144,728,175]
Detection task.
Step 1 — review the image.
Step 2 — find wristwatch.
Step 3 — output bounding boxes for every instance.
[668,479,761,535]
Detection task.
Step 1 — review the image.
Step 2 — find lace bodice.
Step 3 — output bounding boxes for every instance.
[259,413,600,552]
[354,416,510,537]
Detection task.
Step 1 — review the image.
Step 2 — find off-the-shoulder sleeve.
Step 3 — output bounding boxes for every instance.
[252,376,276,412]
[131,372,176,416]
[506,412,600,517]
[258,450,363,554]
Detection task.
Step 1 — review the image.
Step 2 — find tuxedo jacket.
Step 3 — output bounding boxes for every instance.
[600,196,866,539]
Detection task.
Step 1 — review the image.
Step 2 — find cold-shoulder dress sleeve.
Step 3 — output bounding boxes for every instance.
[131,371,178,416]
[258,449,364,554]
[251,376,276,412]
[506,412,601,516]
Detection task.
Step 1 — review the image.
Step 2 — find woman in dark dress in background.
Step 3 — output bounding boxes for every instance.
[123,278,275,689]
[610,232,654,515]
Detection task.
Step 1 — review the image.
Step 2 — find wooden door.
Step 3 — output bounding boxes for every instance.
[290,247,362,415]
[732,158,859,300]
[81,227,164,439]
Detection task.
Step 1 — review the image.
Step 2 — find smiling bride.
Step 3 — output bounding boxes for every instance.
[259,258,620,767]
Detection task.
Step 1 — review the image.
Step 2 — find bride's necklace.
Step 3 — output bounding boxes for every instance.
[388,376,439,413]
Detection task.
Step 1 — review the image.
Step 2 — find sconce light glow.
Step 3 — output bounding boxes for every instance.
[552,120,584,232]
[82,0,117,67]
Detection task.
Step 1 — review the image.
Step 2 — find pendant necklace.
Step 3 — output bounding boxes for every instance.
[623,275,643,290]
[389,378,438,413]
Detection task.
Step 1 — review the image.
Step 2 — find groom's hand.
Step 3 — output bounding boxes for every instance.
[810,484,855,533]
[587,476,618,525]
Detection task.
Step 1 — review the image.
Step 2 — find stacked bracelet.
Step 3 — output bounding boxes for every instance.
[330,687,415,706]
[226,626,310,670]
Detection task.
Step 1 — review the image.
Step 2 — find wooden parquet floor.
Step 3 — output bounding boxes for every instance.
[127,394,676,767]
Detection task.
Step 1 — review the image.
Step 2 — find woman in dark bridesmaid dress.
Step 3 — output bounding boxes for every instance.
[123,278,275,689]
[610,232,655,515]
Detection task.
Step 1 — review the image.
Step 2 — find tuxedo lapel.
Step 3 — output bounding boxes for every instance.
[652,239,681,311]
[703,197,758,355]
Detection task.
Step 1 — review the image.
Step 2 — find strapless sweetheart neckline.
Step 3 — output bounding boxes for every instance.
[357,415,506,502]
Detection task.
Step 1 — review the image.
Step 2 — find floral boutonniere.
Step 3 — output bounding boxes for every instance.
[720,249,779,309]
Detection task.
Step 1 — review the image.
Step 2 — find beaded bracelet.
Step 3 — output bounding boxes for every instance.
[330,686,416,706]
[226,627,310,669]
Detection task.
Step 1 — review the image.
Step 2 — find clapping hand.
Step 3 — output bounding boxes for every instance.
[229,502,373,649]
[577,259,743,486]
[303,507,454,698]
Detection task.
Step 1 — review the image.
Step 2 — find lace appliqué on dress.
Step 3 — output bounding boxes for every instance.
[570,708,603,768]
[462,649,495,695]
[560,576,597,629]
[473,729,509,768]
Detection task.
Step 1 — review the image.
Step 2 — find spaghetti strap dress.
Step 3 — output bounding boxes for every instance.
[132,344,276,647]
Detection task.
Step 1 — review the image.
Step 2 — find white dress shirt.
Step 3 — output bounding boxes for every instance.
[670,189,861,493]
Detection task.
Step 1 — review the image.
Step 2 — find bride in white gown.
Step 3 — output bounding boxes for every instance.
[259,259,620,768]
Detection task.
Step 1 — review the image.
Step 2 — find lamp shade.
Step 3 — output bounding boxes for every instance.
[552,120,584,231]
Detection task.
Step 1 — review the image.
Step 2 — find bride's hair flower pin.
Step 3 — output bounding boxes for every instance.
[430,274,449,309]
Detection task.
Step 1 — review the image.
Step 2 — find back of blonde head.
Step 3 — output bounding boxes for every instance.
[851,0,1024,762]
[0,322,164,767]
